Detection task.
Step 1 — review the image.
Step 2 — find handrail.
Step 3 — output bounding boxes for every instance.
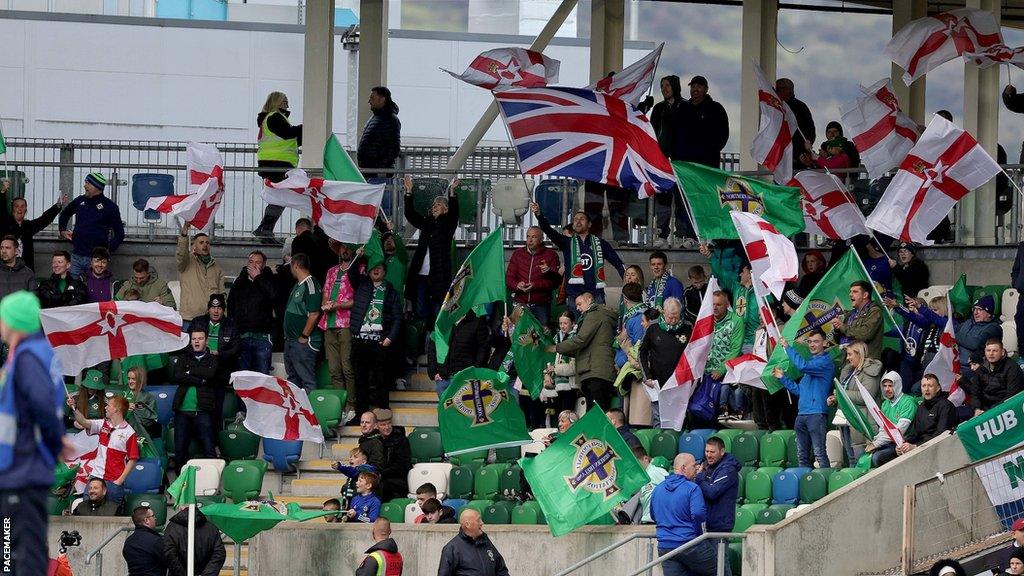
[84,525,132,576]
[553,532,657,576]
[626,532,747,576]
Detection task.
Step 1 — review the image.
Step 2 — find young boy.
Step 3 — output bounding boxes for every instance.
[417,498,456,524]
[347,471,381,523]
[332,446,378,509]
[322,498,342,523]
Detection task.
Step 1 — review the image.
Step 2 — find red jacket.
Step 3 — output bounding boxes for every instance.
[505,245,561,306]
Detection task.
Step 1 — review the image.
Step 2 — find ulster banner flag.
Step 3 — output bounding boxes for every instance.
[443,47,559,90]
[587,43,664,108]
[231,371,324,443]
[660,277,719,431]
[145,142,224,232]
[789,170,870,241]
[887,8,1003,85]
[41,301,188,375]
[964,43,1024,69]
[749,62,799,184]
[263,169,384,244]
[839,79,920,180]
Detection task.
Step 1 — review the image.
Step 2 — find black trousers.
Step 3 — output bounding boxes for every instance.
[353,338,391,414]
[580,377,613,411]
[1,486,49,576]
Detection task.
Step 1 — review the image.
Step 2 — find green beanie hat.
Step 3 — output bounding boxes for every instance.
[82,369,105,391]
[0,291,40,333]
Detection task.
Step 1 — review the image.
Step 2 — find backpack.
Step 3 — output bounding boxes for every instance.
[687,375,721,422]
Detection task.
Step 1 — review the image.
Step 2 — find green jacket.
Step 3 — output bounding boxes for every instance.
[836,302,884,360]
[115,274,175,308]
[706,310,744,376]
[555,304,618,383]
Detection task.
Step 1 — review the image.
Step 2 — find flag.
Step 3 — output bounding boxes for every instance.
[925,297,966,406]
[64,430,99,495]
[673,161,804,240]
[956,400,1024,529]
[588,43,663,108]
[762,251,896,393]
[0,125,6,155]
[263,169,384,244]
[362,228,407,291]
[724,354,768,390]
[834,377,876,440]
[750,62,799,184]
[964,43,1024,69]
[167,464,197,506]
[508,307,555,399]
[144,142,224,232]
[887,8,1003,85]
[433,230,507,364]
[660,277,719,431]
[856,378,905,445]
[230,371,324,443]
[41,301,187,376]
[839,78,920,180]
[865,115,1000,245]
[789,171,870,241]
[949,273,972,317]
[519,407,649,536]
[323,134,365,183]
[438,367,531,457]
[443,48,559,90]
[730,211,798,300]
[494,87,674,198]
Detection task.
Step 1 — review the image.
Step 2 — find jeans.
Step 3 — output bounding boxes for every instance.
[174,411,216,471]
[525,303,551,328]
[1,487,49,576]
[70,253,91,278]
[105,480,125,504]
[658,539,722,576]
[284,338,319,392]
[718,384,749,415]
[435,378,449,397]
[839,425,858,465]
[871,444,899,467]
[239,335,273,374]
[795,413,830,469]
[324,328,356,407]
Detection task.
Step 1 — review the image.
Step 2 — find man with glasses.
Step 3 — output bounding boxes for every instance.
[122,505,167,576]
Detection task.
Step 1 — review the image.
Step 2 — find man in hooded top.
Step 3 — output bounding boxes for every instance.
[865,371,918,467]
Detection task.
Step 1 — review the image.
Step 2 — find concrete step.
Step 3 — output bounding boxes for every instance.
[392,406,438,427]
[298,458,338,473]
[390,390,437,403]
[330,441,358,459]
[276,495,329,509]
[290,477,347,497]
[406,371,435,391]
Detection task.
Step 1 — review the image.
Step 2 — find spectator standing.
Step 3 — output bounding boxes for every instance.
[346,471,382,523]
[163,506,226,576]
[713,260,758,354]
[115,259,175,307]
[0,236,34,298]
[71,395,139,505]
[677,75,730,169]
[74,478,120,516]
[427,311,490,396]
[169,329,219,470]
[58,172,125,277]
[704,291,744,405]
[227,250,278,374]
[374,409,412,502]
[533,203,625,311]
[0,290,66,574]
[582,180,632,246]
[355,518,404,576]
[437,509,510,576]
[696,437,740,575]
[775,78,816,168]
[832,281,884,361]
[403,175,459,324]
[803,134,854,181]
[1002,519,1024,574]
[191,294,240,425]
[357,411,385,469]
[623,446,668,524]
[320,244,359,421]
[176,223,225,328]
[291,218,332,282]
[0,180,65,270]
[554,292,617,410]
[358,87,401,182]
[650,453,718,576]
[892,243,930,301]
[122,506,167,576]
[543,311,580,417]
[866,372,917,467]
[797,251,827,297]
[331,446,378,512]
[1014,240,1024,350]
[894,296,947,395]
[896,374,958,456]
[965,339,1024,416]
[82,247,114,303]
[37,250,88,309]
[505,225,561,327]
[682,265,708,331]
[284,253,322,393]
[606,408,643,450]
[350,263,403,412]
[957,296,1003,379]
[638,297,687,426]
[774,332,834,469]
[650,75,690,249]
[835,341,883,464]
[646,251,684,311]
[252,91,302,242]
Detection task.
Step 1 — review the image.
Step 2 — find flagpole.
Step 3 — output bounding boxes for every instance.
[187,502,196,576]
[848,243,913,351]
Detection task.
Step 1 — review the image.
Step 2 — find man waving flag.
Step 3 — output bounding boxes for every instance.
[660,277,719,431]
[263,169,384,244]
[145,142,225,232]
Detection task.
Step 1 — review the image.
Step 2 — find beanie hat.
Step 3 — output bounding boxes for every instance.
[0,290,40,333]
[82,369,105,391]
[898,242,917,255]
[85,172,107,192]
[973,294,995,315]
[782,288,804,310]
[208,293,226,309]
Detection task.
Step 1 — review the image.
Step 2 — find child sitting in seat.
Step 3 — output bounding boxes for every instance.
[346,471,381,523]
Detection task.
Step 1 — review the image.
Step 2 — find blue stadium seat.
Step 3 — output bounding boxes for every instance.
[124,459,163,494]
[262,438,302,473]
[771,468,810,505]
[131,173,175,221]
[445,498,469,515]
[534,178,578,224]
[149,385,178,427]
[678,431,709,460]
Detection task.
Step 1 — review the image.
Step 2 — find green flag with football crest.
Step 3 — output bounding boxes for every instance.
[509,306,555,399]
[519,407,649,537]
[438,367,531,457]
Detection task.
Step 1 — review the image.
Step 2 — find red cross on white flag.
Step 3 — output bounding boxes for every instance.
[887,8,1003,85]
[263,169,384,244]
[839,79,920,180]
[749,62,799,184]
[924,297,966,407]
[964,43,1024,70]
[442,47,560,91]
[866,115,1000,244]
[659,277,720,431]
[230,371,324,443]
[789,170,870,241]
[588,43,664,108]
[41,301,188,375]
[145,142,225,232]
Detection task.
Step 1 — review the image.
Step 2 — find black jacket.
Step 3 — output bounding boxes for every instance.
[169,350,220,413]
[163,508,226,576]
[1004,89,1024,115]
[428,313,491,380]
[355,538,403,576]
[437,530,510,576]
[786,96,816,164]
[290,230,333,282]
[404,191,460,301]
[639,323,688,384]
[380,427,412,500]
[357,104,401,172]
[36,273,89,309]
[905,392,958,445]
[226,266,278,334]
[616,424,642,451]
[359,430,386,469]
[0,193,61,270]
[123,525,167,576]
[349,278,403,344]
[0,259,35,299]
[682,282,707,330]
[650,99,682,158]
[190,314,241,382]
[892,258,930,304]
[965,356,1024,412]
[675,95,729,167]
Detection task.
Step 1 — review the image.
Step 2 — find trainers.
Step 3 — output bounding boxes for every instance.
[680,238,699,250]
[653,237,670,249]
[394,378,407,391]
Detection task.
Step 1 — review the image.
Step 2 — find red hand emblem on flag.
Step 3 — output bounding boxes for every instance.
[235,377,319,441]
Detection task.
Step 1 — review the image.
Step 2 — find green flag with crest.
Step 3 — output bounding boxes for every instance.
[508,307,555,399]
[438,367,531,457]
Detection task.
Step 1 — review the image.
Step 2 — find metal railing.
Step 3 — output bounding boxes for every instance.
[627,532,746,576]
[553,532,657,576]
[83,526,132,576]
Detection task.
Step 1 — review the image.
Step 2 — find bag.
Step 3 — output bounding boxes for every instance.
[687,374,721,422]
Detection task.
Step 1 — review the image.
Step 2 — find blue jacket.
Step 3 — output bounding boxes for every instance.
[350,492,381,523]
[956,318,1002,367]
[779,346,835,415]
[644,274,685,307]
[615,311,645,368]
[695,453,741,532]
[0,332,66,489]
[650,474,706,549]
[58,193,125,256]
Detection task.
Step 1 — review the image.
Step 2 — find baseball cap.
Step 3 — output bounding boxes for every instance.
[688,75,708,87]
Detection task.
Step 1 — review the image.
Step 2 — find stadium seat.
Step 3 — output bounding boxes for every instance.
[221,391,239,424]
[131,173,174,220]
[184,458,225,497]
[123,459,163,494]
[759,433,787,468]
[732,433,760,467]
[123,493,167,527]
[450,449,488,467]
[465,499,492,516]
[483,501,513,524]
[218,429,261,462]
[149,385,178,426]
[407,463,453,499]
[448,466,475,500]
[744,470,772,504]
[493,446,521,464]
[678,431,709,460]
[309,392,342,440]
[1003,288,1019,323]
[825,430,846,468]
[410,177,450,218]
[1005,320,1019,357]
[733,506,756,534]
[261,439,302,473]
[313,388,348,410]
[828,468,866,493]
[756,504,794,525]
[770,469,805,505]
[799,469,833,504]
[474,463,509,501]
[445,499,469,516]
[454,179,491,226]
[409,429,444,464]
[380,501,406,523]
[512,501,546,525]
[650,431,680,461]
[634,429,658,453]
[738,503,767,515]
[404,502,422,524]
[222,460,265,503]
[917,285,952,302]
[784,434,799,468]
[729,542,743,576]
[534,178,578,224]
[491,178,532,225]
[498,464,524,501]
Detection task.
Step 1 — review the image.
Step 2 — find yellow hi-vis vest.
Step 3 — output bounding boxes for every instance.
[257,111,299,166]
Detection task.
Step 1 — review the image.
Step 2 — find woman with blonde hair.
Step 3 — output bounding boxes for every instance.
[125,366,159,438]
[831,340,883,464]
[253,91,303,241]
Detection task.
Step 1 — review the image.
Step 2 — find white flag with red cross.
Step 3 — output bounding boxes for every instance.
[887,8,1003,86]
[855,377,905,445]
[730,211,798,301]
[41,301,188,376]
[724,354,768,390]
[443,47,560,90]
[789,171,870,241]
[230,371,324,443]
[660,277,720,431]
[924,297,967,406]
[64,430,99,495]
[145,142,224,232]
[587,43,664,108]
[263,169,384,244]
[865,115,1000,245]
[749,62,799,184]
[839,79,920,180]
[964,43,1024,69]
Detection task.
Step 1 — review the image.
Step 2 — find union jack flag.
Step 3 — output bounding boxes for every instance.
[494,87,675,198]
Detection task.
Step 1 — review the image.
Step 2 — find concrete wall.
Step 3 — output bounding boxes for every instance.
[49,516,135,576]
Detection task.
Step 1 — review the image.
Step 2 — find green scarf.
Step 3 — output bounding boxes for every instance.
[622,302,645,323]
[659,317,684,333]
[359,283,386,338]
[647,275,668,309]
[568,234,605,288]
[197,254,213,266]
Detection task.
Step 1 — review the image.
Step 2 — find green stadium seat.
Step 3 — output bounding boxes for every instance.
[218,429,261,462]
[482,500,514,524]
[828,468,865,493]
[759,433,787,468]
[755,504,794,525]
[744,470,772,504]
[493,446,521,464]
[856,453,873,470]
[650,430,680,461]
[309,392,342,439]
[799,469,833,504]
[474,463,510,500]
[757,466,783,478]
[221,391,239,424]
[498,464,524,501]
[410,178,450,218]
[634,429,658,453]
[715,428,744,442]
[465,499,492,516]
[744,429,768,440]
[733,506,756,534]
[313,388,348,410]
[732,433,760,467]
[450,450,488,467]
[448,466,475,500]
[315,361,331,389]
[454,179,491,226]
[221,460,265,503]
[729,542,743,576]
[380,501,406,523]
[409,429,444,464]
[123,493,167,527]
[784,434,799,468]
[511,501,545,525]
[739,503,768,515]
